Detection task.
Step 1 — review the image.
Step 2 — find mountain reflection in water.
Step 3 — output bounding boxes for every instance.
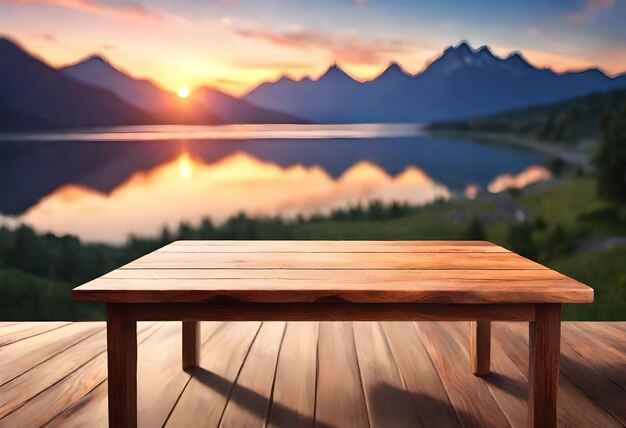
[0,126,546,243]
[16,152,449,243]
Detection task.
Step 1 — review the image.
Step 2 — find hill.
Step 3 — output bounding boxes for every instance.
[191,86,306,124]
[428,87,626,143]
[60,55,218,124]
[61,55,304,124]
[0,38,158,130]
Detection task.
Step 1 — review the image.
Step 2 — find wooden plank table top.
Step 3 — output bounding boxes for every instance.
[73,240,593,304]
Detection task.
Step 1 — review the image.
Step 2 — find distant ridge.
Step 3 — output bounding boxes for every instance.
[244,40,626,123]
[61,54,305,124]
[60,54,219,124]
[0,37,158,130]
[429,86,626,142]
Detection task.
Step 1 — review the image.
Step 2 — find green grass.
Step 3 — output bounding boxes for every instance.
[277,210,463,240]
[552,245,626,320]
[517,177,626,236]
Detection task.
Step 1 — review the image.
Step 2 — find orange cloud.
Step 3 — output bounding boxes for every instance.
[234,26,413,66]
[567,0,615,24]
[0,0,175,22]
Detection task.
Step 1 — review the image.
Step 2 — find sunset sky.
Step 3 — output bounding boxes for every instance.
[1,0,625,95]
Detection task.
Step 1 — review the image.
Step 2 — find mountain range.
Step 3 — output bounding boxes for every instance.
[2,37,626,130]
[0,37,302,131]
[60,54,303,125]
[244,41,626,123]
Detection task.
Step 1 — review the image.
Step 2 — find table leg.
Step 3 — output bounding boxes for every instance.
[106,304,137,428]
[470,321,491,376]
[529,304,560,428]
[182,321,201,371]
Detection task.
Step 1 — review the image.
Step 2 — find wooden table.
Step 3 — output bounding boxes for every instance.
[73,240,594,428]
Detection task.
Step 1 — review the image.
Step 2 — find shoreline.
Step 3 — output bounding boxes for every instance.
[427,130,593,171]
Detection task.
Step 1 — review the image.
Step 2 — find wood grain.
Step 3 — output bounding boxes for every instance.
[0,324,106,418]
[42,323,171,428]
[219,322,286,427]
[267,322,318,428]
[123,250,547,270]
[315,322,370,428]
[0,321,624,427]
[0,323,99,386]
[416,321,511,427]
[0,322,70,347]
[2,323,156,428]
[73,240,593,305]
[353,322,422,426]
[447,322,528,427]
[528,304,560,428]
[161,240,507,253]
[106,304,137,428]
[382,322,461,427]
[499,322,622,428]
[562,323,626,390]
[164,322,262,427]
[76,276,592,304]
[125,302,536,322]
[470,321,491,376]
[181,321,200,371]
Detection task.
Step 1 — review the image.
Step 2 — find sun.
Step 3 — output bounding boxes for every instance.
[177,86,190,99]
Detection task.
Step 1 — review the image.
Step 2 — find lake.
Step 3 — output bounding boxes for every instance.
[0,124,546,244]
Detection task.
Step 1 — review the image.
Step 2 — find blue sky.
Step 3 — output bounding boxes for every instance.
[1,0,625,94]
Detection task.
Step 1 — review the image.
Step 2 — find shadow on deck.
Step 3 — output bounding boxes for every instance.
[0,321,624,427]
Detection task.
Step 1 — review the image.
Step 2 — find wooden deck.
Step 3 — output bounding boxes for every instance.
[0,321,623,427]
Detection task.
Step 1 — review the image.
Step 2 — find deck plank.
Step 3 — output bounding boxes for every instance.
[163,240,505,253]
[447,322,528,428]
[0,323,99,387]
[219,322,286,427]
[416,322,511,427]
[0,321,70,347]
[383,322,461,427]
[0,323,155,427]
[574,322,626,354]
[559,335,626,425]
[124,251,547,270]
[41,323,160,428]
[0,323,107,418]
[353,322,422,427]
[267,322,318,428]
[562,323,626,390]
[0,321,623,427]
[315,322,370,428]
[498,323,623,427]
[165,322,262,427]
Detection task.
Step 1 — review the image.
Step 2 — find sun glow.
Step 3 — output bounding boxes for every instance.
[178,153,193,180]
[177,87,190,98]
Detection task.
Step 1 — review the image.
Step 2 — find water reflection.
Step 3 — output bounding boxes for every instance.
[17,152,450,243]
[0,125,547,243]
[487,165,551,193]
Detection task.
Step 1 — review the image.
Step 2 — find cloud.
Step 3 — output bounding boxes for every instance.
[29,32,57,41]
[232,58,313,70]
[233,26,413,66]
[567,0,615,24]
[0,0,181,23]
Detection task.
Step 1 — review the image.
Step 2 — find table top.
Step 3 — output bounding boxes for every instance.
[72,240,594,304]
